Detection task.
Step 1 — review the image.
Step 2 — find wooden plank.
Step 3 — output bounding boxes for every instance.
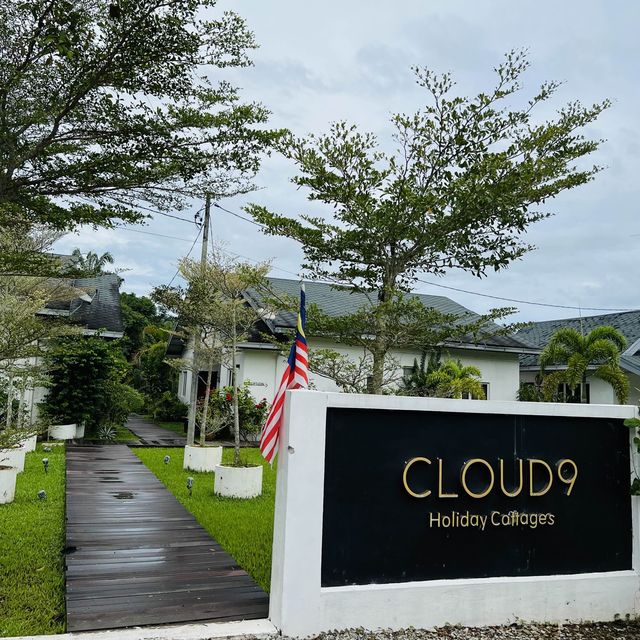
[64,445,268,631]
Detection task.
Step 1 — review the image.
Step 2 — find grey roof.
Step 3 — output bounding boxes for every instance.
[244,277,536,353]
[516,310,640,374]
[41,273,124,335]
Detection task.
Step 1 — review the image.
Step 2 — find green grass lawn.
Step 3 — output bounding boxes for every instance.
[113,425,140,443]
[151,420,185,436]
[133,447,276,591]
[0,445,66,638]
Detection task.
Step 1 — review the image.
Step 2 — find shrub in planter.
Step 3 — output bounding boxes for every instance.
[211,383,269,498]
[184,397,227,472]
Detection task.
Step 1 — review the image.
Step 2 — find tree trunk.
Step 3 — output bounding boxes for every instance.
[16,374,26,431]
[199,353,215,447]
[232,305,241,466]
[369,347,385,394]
[581,373,588,404]
[6,369,14,428]
[186,336,199,446]
[369,279,393,395]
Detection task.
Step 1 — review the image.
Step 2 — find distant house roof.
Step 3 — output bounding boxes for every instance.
[516,310,640,375]
[39,273,124,337]
[242,277,537,354]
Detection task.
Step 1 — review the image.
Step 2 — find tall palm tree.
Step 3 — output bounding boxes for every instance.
[539,326,628,404]
[427,359,486,400]
[70,249,114,276]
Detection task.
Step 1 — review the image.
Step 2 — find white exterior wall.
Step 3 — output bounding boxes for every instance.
[235,339,522,402]
[239,349,280,402]
[520,370,631,405]
[177,344,194,405]
[629,373,640,408]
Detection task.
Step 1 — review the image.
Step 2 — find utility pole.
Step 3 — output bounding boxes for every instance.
[186,193,211,446]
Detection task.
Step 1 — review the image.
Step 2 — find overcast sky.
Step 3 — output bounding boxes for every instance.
[54,0,640,324]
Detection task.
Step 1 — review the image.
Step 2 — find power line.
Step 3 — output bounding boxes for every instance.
[108,197,634,314]
[75,194,201,225]
[213,202,266,228]
[113,226,195,242]
[166,226,202,287]
[414,277,634,312]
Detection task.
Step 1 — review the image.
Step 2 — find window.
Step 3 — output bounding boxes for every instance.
[557,383,590,403]
[462,383,489,400]
[402,366,415,380]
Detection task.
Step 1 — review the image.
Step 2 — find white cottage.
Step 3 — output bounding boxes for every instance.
[170,278,538,406]
[516,310,640,406]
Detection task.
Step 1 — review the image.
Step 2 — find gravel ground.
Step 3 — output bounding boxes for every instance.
[265,621,640,640]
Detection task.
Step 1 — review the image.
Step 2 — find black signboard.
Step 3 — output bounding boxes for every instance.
[321,407,632,587]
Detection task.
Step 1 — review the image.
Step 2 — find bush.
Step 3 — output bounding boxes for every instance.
[102,382,145,427]
[41,335,129,433]
[517,382,543,402]
[208,383,269,442]
[148,391,188,422]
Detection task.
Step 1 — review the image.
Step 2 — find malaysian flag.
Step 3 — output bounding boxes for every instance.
[260,284,309,464]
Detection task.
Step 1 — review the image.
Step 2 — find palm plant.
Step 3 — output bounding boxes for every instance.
[426,359,486,400]
[70,249,114,276]
[539,326,628,404]
[402,351,442,397]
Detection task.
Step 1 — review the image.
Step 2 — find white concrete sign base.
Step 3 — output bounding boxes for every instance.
[269,391,640,637]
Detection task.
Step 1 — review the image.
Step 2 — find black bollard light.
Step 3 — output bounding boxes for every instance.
[37,490,46,500]
[42,458,49,473]
[187,476,193,497]
[163,455,171,465]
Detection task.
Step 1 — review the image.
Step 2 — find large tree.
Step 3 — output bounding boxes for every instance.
[0,0,277,273]
[247,51,610,393]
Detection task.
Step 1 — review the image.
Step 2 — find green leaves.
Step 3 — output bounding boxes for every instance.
[41,335,130,429]
[0,0,278,233]
[539,326,628,404]
[248,49,608,288]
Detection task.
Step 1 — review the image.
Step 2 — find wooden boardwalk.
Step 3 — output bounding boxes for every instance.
[65,445,269,632]
[126,415,187,446]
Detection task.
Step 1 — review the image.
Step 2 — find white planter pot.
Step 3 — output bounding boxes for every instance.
[20,434,37,452]
[49,423,77,440]
[75,423,85,439]
[0,466,18,504]
[183,445,223,472]
[0,448,26,473]
[214,464,263,499]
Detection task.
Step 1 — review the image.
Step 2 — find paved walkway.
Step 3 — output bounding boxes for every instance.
[126,414,186,446]
[65,445,269,632]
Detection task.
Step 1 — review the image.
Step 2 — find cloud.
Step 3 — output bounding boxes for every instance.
[52,0,639,326]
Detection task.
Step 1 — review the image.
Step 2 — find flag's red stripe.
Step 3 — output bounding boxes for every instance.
[260,288,309,464]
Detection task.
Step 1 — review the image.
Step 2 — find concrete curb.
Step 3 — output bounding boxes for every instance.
[7,618,277,640]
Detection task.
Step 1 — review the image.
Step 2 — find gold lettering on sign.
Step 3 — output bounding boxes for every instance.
[499,458,524,497]
[529,459,553,497]
[557,459,578,496]
[461,458,495,499]
[438,458,459,498]
[402,457,432,498]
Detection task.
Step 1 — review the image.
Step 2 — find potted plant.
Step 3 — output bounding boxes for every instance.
[0,427,29,504]
[153,248,275,497]
[214,385,268,498]
[183,397,224,472]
